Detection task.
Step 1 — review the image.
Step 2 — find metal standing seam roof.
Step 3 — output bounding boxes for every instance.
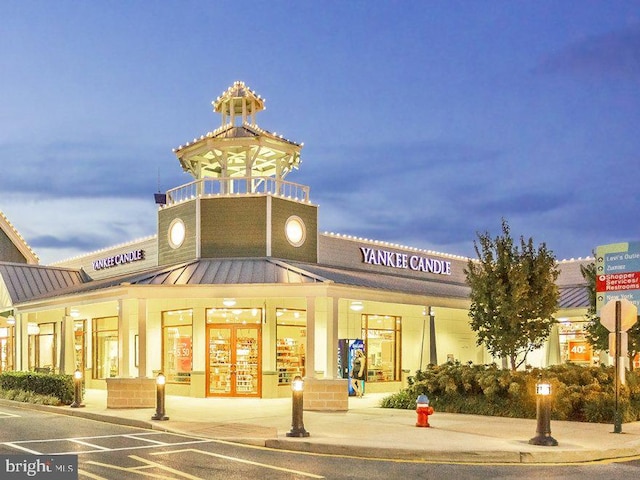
[0,262,87,304]
[9,258,329,303]
[2,257,591,310]
[289,261,471,299]
[558,284,590,309]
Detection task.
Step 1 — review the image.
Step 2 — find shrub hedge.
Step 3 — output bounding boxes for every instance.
[381,362,640,423]
[0,371,75,405]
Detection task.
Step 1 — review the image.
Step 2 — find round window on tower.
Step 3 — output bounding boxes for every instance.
[285,216,306,247]
[168,218,186,249]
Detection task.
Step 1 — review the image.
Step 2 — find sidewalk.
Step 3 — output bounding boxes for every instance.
[5,389,640,464]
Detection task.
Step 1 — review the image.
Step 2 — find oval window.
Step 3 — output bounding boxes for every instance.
[285,216,306,247]
[168,218,186,249]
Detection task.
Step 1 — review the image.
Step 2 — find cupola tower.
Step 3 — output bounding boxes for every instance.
[158,82,317,265]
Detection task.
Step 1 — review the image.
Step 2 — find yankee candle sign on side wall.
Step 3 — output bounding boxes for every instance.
[596,241,640,315]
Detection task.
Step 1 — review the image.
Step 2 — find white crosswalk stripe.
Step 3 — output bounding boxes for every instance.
[0,432,211,455]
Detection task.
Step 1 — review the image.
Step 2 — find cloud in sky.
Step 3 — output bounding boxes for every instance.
[535,25,640,77]
[0,141,190,199]
[3,194,157,264]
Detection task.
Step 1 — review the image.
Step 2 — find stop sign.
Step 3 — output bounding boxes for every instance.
[600,299,638,332]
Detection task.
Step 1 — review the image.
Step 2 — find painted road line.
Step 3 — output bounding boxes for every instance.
[0,411,21,418]
[3,442,41,455]
[129,455,204,479]
[84,459,190,479]
[122,434,173,445]
[153,448,325,479]
[2,432,212,456]
[69,438,112,451]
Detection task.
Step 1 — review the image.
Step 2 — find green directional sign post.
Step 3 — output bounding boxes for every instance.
[596,242,640,315]
[596,242,640,434]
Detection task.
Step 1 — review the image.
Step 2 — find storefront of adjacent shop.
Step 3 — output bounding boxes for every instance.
[0,81,592,408]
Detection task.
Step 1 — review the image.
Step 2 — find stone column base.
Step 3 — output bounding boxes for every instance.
[303,378,348,411]
[106,378,156,408]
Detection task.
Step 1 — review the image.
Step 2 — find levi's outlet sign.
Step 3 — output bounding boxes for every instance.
[360,247,452,275]
[93,249,145,271]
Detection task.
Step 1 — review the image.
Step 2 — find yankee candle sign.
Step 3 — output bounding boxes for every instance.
[360,247,452,275]
[596,241,640,315]
[93,249,145,271]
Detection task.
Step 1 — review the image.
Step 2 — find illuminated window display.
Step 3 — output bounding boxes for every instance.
[558,319,594,364]
[28,322,56,372]
[206,307,262,396]
[162,309,193,384]
[276,309,306,385]
[92,317,118,379]
[74,320,86,372]
[362,314,401,382]
[0,327,14,372]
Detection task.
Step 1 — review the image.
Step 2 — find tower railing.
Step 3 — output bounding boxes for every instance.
[164,176,311,206]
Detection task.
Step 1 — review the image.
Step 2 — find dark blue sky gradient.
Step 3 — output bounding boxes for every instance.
[1,1,639,263]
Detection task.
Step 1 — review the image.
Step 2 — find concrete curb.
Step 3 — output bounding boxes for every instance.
[1,398,640,464]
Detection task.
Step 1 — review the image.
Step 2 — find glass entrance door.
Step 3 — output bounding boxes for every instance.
[207,324,261,397]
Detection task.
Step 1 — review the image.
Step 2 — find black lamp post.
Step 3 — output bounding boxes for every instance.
[286,375,309,437]
[70,369,84,408]
[151,372,169,421]
[528,376,557,446]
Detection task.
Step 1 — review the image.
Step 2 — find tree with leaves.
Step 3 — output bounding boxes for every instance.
[464,219,560,371]
[582,261,640,370]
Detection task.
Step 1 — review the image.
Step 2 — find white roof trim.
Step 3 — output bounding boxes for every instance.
[0,210,39,264]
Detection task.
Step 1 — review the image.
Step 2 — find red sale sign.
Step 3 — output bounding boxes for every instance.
[176,337,192,372]
[568,340,591,362]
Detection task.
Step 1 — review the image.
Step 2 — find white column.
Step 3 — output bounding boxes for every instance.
[16,313,27,371]
[61,311,75,374]
[118,299,131,377]
[306,296,316,378]
[325,297,339,379]
[192,307,206,371]
[137,299,147,378]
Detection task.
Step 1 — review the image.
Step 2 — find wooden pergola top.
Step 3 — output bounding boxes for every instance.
[212,80,265,117]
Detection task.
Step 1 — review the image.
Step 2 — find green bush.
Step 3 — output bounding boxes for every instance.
[383,362,640,423]
[0,388,60,406]
[0,371,74,405]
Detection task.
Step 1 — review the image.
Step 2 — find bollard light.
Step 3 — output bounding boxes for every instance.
[292,376,304,392]
[529,375,557,446]
[70,369,84,408]
[536,382,551,396]
[151,372,169,421]
[286,375,309,437]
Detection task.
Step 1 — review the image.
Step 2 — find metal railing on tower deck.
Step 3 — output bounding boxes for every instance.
[164,176,311,206]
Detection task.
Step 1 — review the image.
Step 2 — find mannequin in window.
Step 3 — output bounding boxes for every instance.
[350,349,366,397]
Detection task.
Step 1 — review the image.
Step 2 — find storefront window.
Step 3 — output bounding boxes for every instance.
[92,317,118,379]
[558,319,593,364]
[276,309,306,385]
[0,326,14,372]
[206,307,262,396]
[162,310,193,384]
[28,323,56,373]
[74,320,86,372]
[362,314,401,382]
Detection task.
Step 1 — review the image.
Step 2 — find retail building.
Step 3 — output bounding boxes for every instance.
[0,82,591,410]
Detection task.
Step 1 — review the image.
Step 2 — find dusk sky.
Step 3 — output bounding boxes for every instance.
[1,1,639,265]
